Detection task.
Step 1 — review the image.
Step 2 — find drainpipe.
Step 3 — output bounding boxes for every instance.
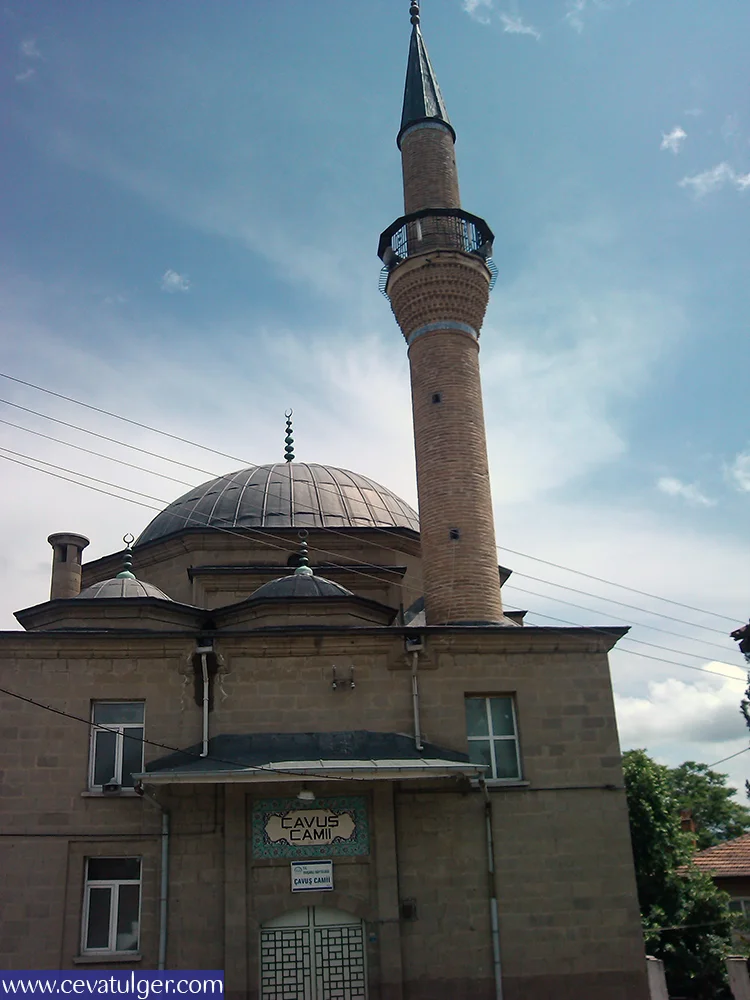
[410,650,423,752]
[196,644,212,757]
[138,788,170,970]
[158,809,170,970]
[480,778,503,1000]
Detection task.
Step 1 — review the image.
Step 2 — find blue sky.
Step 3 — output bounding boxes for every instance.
[1,0,750,796]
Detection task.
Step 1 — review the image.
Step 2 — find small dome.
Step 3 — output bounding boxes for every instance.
[76,578,173,601]
[249,574,353,601]
[136,463,419,545]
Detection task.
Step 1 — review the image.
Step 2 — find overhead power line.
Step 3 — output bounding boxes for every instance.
[1,368,742,630]
[0,372,249,465]
[508,572,730,637]
[0,683,379,785]
[520,607,743,682]
[707,746,750,768]
[0,448,743,689]
[0,397,221,477]
[497,544,740,625]
[0,417,196,488]
[0,389,740,646]
[0,451,420,596]
[503,584,736,656]
[0,369,740,627]
[0,445,172,504]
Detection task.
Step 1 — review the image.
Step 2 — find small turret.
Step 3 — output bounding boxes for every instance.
[47,532,90,600]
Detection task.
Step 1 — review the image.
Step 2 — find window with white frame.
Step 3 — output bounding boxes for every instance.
[465,696,522,780]
[89,702,144,790]
[82,857,141,954]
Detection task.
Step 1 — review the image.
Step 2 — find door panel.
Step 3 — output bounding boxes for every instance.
[260,907,367,1000]
[260,926,313,1000]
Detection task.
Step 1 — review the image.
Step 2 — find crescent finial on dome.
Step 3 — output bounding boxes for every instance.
[284,409,295,463]
[116,533,137,580]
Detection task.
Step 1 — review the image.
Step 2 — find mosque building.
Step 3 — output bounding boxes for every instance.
[0,4,650,998]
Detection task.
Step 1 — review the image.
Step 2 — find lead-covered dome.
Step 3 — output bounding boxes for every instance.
[136,463,419,545]
[76,578,173,601]
[250,574,354,601]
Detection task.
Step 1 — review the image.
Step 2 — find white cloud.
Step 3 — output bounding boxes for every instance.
[657,476,715,507]
[565,0,588,32]
[160,269,190,293]
[499,12,541,39]
[20,38,41,59]
[565,0,631,33]
[463,0,493,24]
[728,452,750,493]
[478,216,684,504]
[15,68,36,83]
[679,162,750,197]
[615,663,747,747]
[684,108,703,118]
[660,126,687,154]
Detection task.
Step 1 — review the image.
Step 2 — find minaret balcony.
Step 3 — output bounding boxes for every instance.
[378,208,498,295]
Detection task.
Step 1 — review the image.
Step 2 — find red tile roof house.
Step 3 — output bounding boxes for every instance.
[692,833,750,944]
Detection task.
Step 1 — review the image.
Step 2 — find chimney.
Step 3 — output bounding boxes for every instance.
[47,532,90,599]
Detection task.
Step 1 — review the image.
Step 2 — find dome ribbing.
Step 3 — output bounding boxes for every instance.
[76,578,173,601]
[136,463,419,545]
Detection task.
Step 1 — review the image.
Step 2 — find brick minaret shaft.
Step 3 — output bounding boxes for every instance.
[382,1,503,625]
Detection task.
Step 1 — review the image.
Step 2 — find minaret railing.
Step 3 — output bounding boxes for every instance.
[378,208,498,295]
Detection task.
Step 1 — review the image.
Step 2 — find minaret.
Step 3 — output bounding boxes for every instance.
[379,1,503,625]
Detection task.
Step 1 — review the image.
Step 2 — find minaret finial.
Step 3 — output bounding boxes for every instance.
[398,0,453,149]
[294,530,313,577]
[116,533,136,580]
[284,409,295,463]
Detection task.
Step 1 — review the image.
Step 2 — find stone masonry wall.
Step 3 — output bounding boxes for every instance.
[0,627,647,996]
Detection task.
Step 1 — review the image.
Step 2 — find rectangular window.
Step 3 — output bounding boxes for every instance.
[729,898,750,918]
[89,702,145,789]
[465,696,522,780]
[82,857,141,954]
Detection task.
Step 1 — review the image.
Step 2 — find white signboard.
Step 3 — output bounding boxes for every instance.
[291,860,334,893]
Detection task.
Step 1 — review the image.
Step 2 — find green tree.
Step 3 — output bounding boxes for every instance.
[666,760,750,849]
[729,623,750,797]
[623,749,733,1000]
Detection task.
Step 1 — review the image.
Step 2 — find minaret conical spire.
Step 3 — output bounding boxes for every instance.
[399,1,454,149]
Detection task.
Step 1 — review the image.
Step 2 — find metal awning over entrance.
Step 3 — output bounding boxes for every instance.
[135,730,484,785]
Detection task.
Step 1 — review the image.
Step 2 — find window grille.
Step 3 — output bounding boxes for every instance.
[260,910,366,999]
[314,924,366,1000]
[260,927,313,1000]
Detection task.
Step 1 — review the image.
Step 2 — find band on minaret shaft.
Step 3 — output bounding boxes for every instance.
[383,1,504,625]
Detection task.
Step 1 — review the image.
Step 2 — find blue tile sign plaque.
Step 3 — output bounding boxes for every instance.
[251,796,369,859]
